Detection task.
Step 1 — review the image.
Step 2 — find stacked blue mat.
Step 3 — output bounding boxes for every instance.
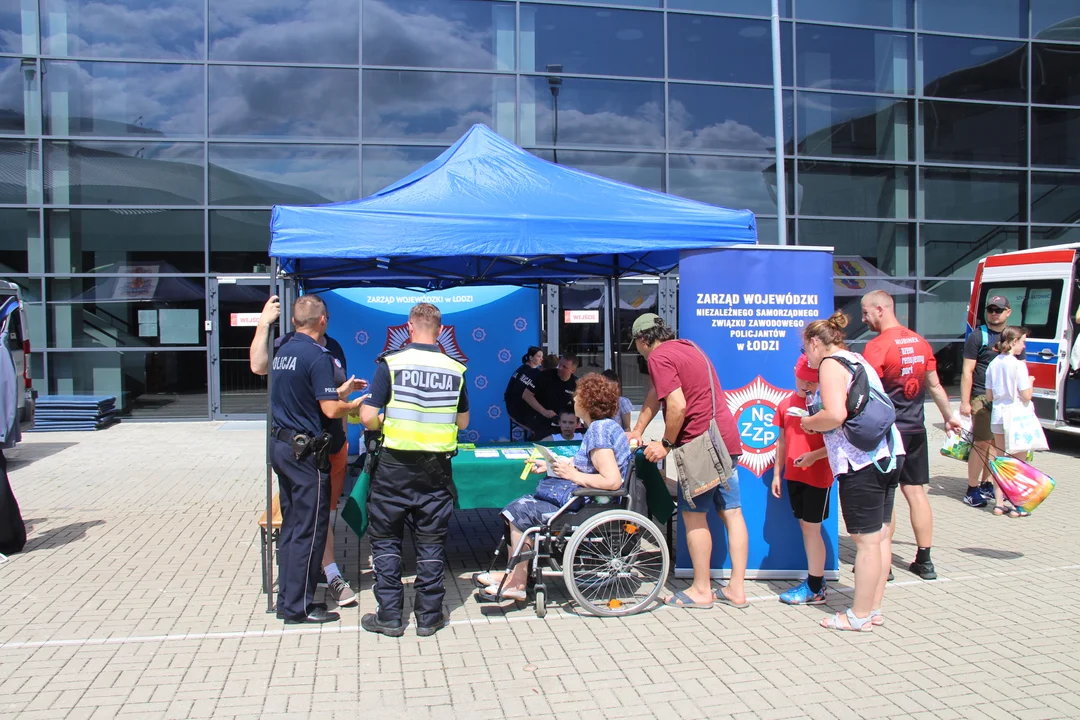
[30,395,120,432]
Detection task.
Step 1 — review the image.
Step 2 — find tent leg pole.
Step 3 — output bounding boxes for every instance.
[265,258,279,613]
[770,0,788,245]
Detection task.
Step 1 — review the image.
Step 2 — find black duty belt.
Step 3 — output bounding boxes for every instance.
[272,427,300,443]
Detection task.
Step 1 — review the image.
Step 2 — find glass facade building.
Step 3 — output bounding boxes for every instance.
[1,0,1078,417]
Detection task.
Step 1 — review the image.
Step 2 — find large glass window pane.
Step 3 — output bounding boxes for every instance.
[46,350,208,418]
[0,58,28,133]
[47,277,206,349]
[916,280,980,342]
[797,219,915,276]
[363,0,514,70]
[795,0,910,29]
[918,0,1025,39]
[210,0,358,64]
[0,209,40,274]
[44,142,204,205]
[529,149,663,191]
[668,15,773,85]
[364,70,514,142]
[209,210,270,274]
[1033,108,1080,168]
[523,5,662,78]
[210,145,359,206]
[520,76,663,149]
[921,101,1026,166]
[797,93,912,161]
[362,145,444,197]
[0,0,37,53]
[0,140,41,204]
[666,0,782,14]
[1031,225,1080,247]
[46,209,204,274]
[1033,44,1080,106]
[43,61,205,138]
[670,85,789,154]
[920,35,1026,103]
[920,224,1022,278]
[796,25,912,94]
[1032,1,1080,41]
[921,168,1024,222]
[1031,171,1080,224]
[7,277,42,303]
[668,155,788,216]
[41,0,204,59]
[209,66,359,140]
[796,161,912,219]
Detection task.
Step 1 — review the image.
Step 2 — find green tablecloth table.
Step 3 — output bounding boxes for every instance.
[452,442,675,524]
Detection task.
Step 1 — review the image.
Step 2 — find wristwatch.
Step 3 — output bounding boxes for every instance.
[661,439,674,449]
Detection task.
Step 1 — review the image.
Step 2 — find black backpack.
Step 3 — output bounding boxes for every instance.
[822,355,897,453]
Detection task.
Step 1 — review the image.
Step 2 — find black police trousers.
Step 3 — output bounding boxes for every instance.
[270,437,331,619]
[367,450,454,626]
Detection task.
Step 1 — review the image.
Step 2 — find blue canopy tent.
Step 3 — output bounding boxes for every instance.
[259,124,757,606]
[269,124,756,290]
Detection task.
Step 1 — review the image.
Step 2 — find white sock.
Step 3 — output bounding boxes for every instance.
[324,563,341,582]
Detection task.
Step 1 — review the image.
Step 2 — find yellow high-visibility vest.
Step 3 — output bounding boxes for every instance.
[382,347,466,452]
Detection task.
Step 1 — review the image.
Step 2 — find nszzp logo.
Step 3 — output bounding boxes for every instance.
[725,376,790,477]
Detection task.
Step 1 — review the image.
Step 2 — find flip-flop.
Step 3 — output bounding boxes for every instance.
[476,584,526,603]
[472,572,502,589]
[712,587,750,609]
[664,590,713,609]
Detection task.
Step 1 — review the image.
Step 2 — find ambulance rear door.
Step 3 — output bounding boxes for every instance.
[979,248,1077,424]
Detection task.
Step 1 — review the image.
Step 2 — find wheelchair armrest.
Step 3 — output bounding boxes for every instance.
[571,486,628,498]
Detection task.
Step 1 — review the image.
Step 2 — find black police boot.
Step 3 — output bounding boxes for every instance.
[416,614,450,637]
[284,605,339,624]
[361,613,405,637]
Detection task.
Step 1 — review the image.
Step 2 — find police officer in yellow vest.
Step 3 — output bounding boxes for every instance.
[360,302,469,637]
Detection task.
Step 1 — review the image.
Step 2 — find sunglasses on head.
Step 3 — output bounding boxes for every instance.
[986,306,1005,313]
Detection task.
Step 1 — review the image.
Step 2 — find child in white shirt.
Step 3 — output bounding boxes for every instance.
[985,325,1034,516]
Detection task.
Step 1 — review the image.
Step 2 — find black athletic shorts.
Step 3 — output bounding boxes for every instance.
[898,431,928,486]
[788,480,831,523]
[836,459,903,535]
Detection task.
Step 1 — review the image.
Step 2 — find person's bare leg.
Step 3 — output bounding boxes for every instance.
[901,484,933,548]
[675,512,715,605]
[872,522,892,612]
[322,523,335,569]
[719,508,749,604]
[968,440,991,489]
[850,530,882,618]
[991,433,1008,508]
[801,520,826,578]
[503,525,530,592]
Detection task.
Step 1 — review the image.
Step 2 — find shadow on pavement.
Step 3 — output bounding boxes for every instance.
[25,520,105,552]
[5,442,78,470]
[957,546,1024,561]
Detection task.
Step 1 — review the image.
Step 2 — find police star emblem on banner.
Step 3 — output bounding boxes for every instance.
[725,376,789,477]
[383,322,469,363]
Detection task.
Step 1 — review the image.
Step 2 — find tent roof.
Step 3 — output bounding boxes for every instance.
[270,124,756,289]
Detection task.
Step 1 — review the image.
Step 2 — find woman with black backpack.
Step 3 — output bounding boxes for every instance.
[801,311,905,632]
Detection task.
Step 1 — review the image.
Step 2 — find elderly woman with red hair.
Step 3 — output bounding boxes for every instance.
[475,373,632,602]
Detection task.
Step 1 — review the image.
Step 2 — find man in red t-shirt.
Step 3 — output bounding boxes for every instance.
[628,313,748,610]
[771,355,834,605]
[862,290,960,580]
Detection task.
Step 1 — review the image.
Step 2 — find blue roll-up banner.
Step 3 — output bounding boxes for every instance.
[676,246,837,580]
[322,286,541,453]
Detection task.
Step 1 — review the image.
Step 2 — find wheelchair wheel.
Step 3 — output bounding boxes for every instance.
[534,586,547,618]
[562,511,669,617]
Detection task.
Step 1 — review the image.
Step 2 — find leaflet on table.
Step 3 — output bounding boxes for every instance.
[501,448,533,459]
[472,448,500,458]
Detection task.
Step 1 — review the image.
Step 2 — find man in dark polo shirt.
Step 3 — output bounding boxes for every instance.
[524,352,579,439]
[628,313,748,610]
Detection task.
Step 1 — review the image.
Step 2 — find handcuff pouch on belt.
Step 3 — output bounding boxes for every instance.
[291,431,333,472]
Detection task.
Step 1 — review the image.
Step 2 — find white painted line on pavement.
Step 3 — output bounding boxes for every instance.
[3,561,1078,651]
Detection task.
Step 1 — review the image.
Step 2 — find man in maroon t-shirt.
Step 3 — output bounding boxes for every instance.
[628,313,749,610]
[862,290,960,581]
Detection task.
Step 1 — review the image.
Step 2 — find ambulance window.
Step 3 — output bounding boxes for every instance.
[980,281,1063,338]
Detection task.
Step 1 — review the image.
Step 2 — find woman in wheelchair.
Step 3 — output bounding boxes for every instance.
[476,373,631,602]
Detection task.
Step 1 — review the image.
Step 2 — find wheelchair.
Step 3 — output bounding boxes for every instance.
[475,459,670,618]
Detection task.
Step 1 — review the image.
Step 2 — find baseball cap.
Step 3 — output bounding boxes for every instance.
[794,354,818,382]
[985,295,1010,310]
[629,313,663,349]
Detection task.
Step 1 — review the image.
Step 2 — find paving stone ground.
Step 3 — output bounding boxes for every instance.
[1,415,1078,720]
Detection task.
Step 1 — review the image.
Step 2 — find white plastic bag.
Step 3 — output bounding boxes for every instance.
[1003,403,1049,454]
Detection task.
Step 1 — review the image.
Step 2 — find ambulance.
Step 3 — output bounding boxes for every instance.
[967,243,1080,436]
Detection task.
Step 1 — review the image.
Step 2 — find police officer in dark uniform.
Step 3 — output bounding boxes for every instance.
[360,302,469,637]
[270,295,365,624]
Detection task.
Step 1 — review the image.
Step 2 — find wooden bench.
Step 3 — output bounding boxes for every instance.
[258,494,283,593]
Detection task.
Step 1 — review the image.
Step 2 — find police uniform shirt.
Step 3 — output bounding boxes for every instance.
[276,332,348,452]
[504,363,538,419]
[271,333,340,437]
[363,343,470,415]
[534,368,577,415]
